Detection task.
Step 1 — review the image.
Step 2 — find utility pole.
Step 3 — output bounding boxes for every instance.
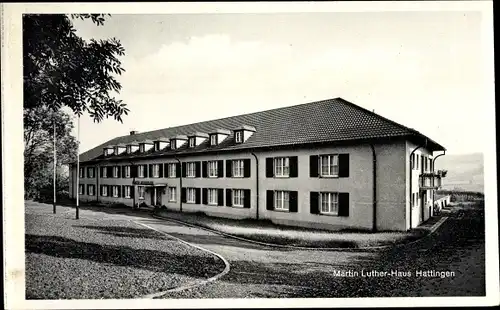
[76,115,80,220]
[53,118,57,214]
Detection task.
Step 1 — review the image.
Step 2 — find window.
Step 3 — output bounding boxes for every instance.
[102,186,108,197]
[170,141,176,150]
[88,185,94,196]
[153,164,160,178]
[113,166,119,178]
[102,167,107,178]
[208,161,218,177]
[138,186,145,199]
[274,191,290,211]
[274,157,290,177]
[124,186,131,198]
[112,186,119,197]
[168,187,176,202]
[320,192,339,215]
[189,138,196,148]
[232,160,244,177]
[210,135,217,146]
[320,155,339,177]
[78,184,84,195]
[187,188,196,203]
[187,162,196,178]
[208,189,218,205]
[233,189,245,207]
[126,146,131,154]
[79,168,84,178]
[138,165,145,178]
[139,144,145,152]
[125,166,131,178]
[168,163,176,178]
[235,131,243,143]
[416,154,419,170]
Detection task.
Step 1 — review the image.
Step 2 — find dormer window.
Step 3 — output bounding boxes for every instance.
[126,146,131,154]
[189,137,196,148]
[170,140,176,150]
[210,135,217,146]
[235,131,243,143]
[139,144,145,152]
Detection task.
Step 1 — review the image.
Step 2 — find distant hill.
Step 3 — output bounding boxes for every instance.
[434,152,484,193]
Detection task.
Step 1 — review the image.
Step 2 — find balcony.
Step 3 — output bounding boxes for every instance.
[419,171,446,190]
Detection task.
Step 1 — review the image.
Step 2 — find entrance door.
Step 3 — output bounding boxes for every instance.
[156,188,162,206]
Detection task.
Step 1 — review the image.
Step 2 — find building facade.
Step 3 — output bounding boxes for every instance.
[69,98,446,232]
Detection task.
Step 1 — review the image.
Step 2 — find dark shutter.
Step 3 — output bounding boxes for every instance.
[266,158,274,178]
[131,165,137,178]
[100,185,103,196]
[149,164,153,178]
[195,188,201,204]
[164,163,169,177]
[217,160,224,178]
[226,189,232,206]
[310,155,319,177]
[176,163,181,178]
[195,162,201,178]
[143,164,148,178]
[289,156,298,178]
[202,161,208,178]
[338,154,350,178]
[107,166,112,178]
[266,190,274,210]
[289,191,298,212]
[122,166,126,178]
[100,167,104,178]
[121,185,125,198]
[243,189,251,208]
[181,162,187,177]
[217,189,224,206]
[81,184,85,195]
[118,185,122,197]
[181,188,186,203]
[243,159,251,177]
[338,193,350,217]
[310,192,319,214]
[107,185,111,196]
[130,186,135,198]
[202,188,208,205]
[226,160,232,177]
[117,166,122,178]
[159,164,164,178]
[82,168,85,178]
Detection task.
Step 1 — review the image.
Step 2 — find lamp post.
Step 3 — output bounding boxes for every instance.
[76,115,80,220]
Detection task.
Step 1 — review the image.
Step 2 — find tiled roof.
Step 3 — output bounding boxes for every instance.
[77,97,445,164]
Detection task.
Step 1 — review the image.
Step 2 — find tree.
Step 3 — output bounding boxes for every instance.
[23,14,128,122]
[24,106,78,200]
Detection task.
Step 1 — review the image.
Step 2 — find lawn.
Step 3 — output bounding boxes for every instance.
[25,202,226,299]
[154,209,429,249]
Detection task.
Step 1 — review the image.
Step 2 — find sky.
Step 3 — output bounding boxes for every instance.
[70,10,492,155]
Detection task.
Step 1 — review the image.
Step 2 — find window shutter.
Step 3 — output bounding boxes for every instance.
[202,188,208,205]
[289,156,298,178]
[131,165,137,178]
[107,185,111,196]
[149,164,153,178]
[339,154,350,178]
[266,158,274,178]
[82,168,85,178]
[100,185,103,196]
[118,166,122,178]
[310,192,319,214]
[159,164,164,178]
[266,190,274,210]
[143,164,148,178]
[195,162,201,178]
[107,166,112,178]
[181,188,186,203]
[226,189,232,206]
[82,184,85,195]
[243,159,251,178]
[117,185,121,198]
[202,161,208,178]
[217,160,224,178]
[243,189,251,208]
[289,191,298,212]
[226,160,232,177]
[181,162,187,177]
[122,185,125,197]
[310,155,319,177]
[164,164,169,177]
[176,163,181,178]
[130,186,135,198]
[217,189,224,206]
[122,166,126,178]
[195,188,201,204]
[338,192,350,217]
[100,167,104,178]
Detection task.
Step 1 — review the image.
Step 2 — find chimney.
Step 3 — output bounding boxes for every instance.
[130,130,139,135]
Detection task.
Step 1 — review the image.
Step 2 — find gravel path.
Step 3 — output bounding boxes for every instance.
[25,204,226,299]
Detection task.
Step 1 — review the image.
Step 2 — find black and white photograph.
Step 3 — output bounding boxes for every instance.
[2,1,498,309]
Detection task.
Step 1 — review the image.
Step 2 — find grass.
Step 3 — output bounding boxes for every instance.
[155,209,429,248]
